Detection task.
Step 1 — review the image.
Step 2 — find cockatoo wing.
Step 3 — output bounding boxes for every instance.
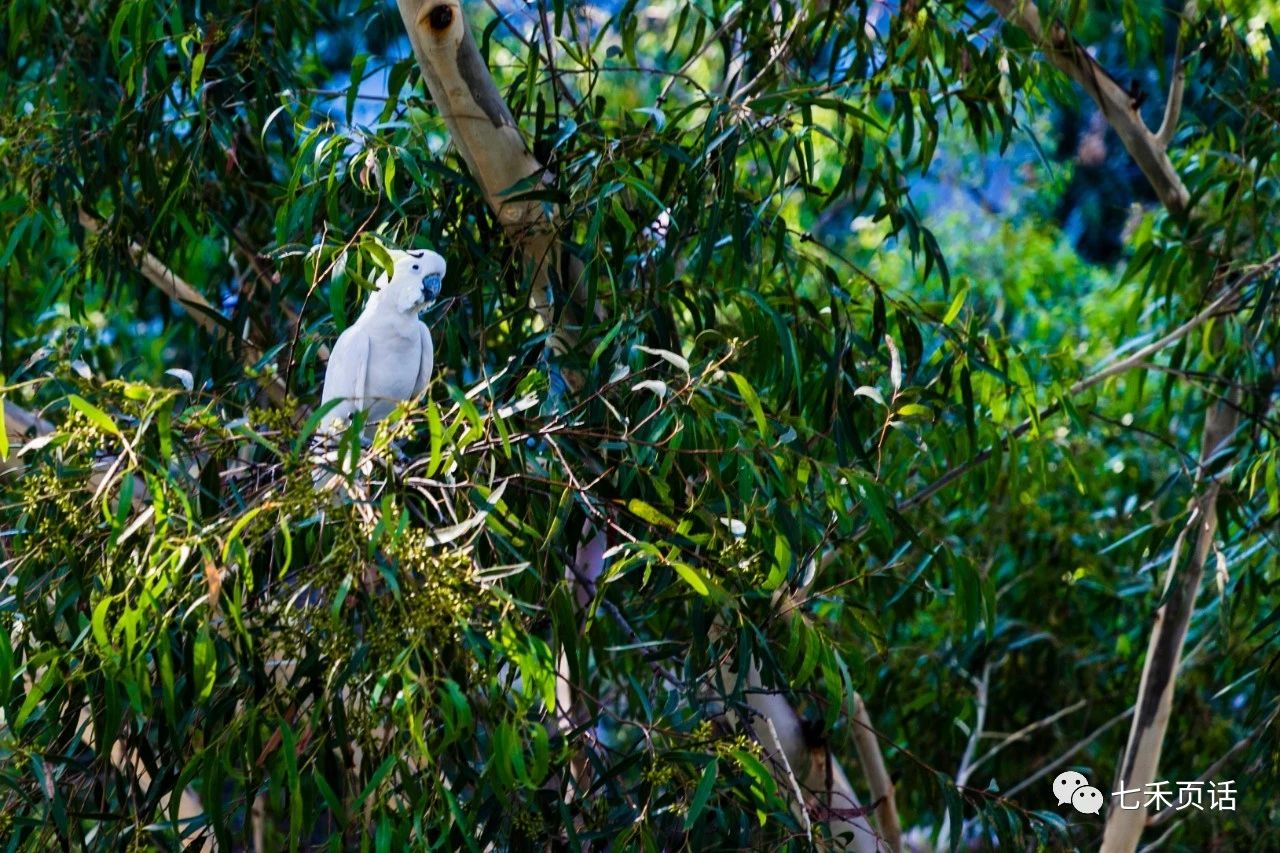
[321,325,371,423]
[412,321,434,398]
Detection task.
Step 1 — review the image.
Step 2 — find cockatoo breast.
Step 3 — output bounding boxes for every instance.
[360,323,426,419]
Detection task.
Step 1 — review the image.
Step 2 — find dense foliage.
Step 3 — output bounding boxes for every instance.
[1,0,1278,849]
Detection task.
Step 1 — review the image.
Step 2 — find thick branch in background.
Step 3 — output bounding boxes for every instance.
[987,0,1190,215]
[1,400,52,476]
[717,649,884,852]
[395,0,596,384]
[777,562,902,851]
[850,693,901,852]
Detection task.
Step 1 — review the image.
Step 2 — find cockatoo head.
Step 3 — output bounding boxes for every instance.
[374,248,446,314]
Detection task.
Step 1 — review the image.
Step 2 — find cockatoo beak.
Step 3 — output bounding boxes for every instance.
[422,273,442,304]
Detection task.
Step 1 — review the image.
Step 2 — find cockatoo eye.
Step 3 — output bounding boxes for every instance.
[412,264,420,271]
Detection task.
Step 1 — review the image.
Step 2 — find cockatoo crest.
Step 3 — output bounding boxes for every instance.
[368,249,446,315]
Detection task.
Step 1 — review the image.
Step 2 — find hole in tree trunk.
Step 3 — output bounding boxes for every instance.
[427,4,452,32]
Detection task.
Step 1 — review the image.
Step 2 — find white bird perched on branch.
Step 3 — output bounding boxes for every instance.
[320,248,444,432]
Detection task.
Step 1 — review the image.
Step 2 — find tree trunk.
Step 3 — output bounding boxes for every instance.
[395,0,595,386]
[1100,394,1239,851]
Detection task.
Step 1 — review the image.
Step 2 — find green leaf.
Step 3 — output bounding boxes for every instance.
[727,371,770,440]
[684,759,718,829]
[0,627,12,708]
[92,595,114,651]
[68,394,121,437]
[943,282,968,324]
[222,506,264,562]
[895,402,931,420]
[14,666,57,730]
[733,750,777,803]
[671,561,710,596]
[944,782,965,852]
[628,498,677,530]
[364,238,395,281]
[193,628,216,703]
[280,720,303,852]
[356,755,399,808]
[277,515,293,578]
[347,53,369,123]
[189,51,205,95]
[426,398,444,477]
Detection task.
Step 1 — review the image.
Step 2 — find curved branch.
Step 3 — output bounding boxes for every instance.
[987,0,1190,214]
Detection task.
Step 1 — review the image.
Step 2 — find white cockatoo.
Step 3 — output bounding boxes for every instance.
[321,248,445,431]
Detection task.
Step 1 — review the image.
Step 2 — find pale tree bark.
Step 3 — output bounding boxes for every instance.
[851,693,902,853]
[554,522,609,800]
[778,563,902,852]
[395,0,608,806]
[715,644,884,852]
[986,5,1251,852]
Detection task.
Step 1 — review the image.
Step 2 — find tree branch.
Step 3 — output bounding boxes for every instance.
[983,4,1273,846]
[987,0,1190,214]
[1154,4,1191,150]
[715,647,884,852]
[965,698,1087,778]
[775,559,900,851]
[850,693,902,853]
[79,212,289,405]
[1101,390,1240,852]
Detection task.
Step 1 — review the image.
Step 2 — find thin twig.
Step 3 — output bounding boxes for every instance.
[966,699,1088,777]
[1004,706,1133,798]
[1004,633,1213,799]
